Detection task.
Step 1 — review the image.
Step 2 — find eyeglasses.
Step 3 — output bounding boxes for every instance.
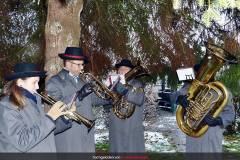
[68,61,84,67]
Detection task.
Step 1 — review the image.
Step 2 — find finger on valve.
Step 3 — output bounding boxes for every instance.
[47,101,67,120]
[68,101,77,112]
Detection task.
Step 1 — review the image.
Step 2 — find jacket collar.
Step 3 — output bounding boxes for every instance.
[20,87,37,104]
[58,69,82,88]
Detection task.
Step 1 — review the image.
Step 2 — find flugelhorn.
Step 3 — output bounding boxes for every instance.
[36,92,95,132]
[80,64,148,119]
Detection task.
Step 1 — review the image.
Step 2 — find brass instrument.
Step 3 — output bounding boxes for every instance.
[112,65,148,119]
[176,43,237,137]
[36,92,95,132]
[81,64,148,119]
[125,65,149,82]
[81,72,120,101]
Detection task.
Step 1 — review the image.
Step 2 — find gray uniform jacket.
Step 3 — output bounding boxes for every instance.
[46,69,110,152]
[109,79,145,153]
[0,95,56,152]
[175,82,235,152]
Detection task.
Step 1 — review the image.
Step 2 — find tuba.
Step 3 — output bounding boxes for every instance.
[81,64,148,119]
[176,43,238,137]
[36,92,95,132]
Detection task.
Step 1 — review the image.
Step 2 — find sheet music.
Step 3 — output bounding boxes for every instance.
[176,68,195,81]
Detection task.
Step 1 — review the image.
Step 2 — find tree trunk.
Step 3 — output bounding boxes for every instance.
[44,0,83,79]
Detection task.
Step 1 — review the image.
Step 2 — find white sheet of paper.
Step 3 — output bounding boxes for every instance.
[176,68,195,81]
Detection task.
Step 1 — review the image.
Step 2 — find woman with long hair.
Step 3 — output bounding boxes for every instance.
[0,62,69,152]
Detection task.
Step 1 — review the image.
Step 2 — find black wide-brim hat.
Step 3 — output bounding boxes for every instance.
[115,59,134,69]
[5,62,46,81]
[58,47,89,64]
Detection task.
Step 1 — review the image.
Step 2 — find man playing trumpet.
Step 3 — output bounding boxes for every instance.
[46,47,111,152]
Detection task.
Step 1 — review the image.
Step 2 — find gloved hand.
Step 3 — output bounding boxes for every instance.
[176,95,189,109]
[47,101,67,120]
[77,83,93,101]
[203,115,223,127]
[113,82,128,96]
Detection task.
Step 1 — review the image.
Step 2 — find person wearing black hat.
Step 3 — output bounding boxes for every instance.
[0,62,69,152]
[174,63,234,153]
[108,59,145,153]
[46,47,111,152]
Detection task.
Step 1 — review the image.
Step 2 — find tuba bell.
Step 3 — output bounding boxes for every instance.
[176,43,238,137]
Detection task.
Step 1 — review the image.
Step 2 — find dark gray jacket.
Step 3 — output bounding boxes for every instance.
[109,79,145,152]
[0,95,56,152]
[46,69,110,152]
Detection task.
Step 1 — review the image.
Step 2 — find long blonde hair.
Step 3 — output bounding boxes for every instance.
[4,79,26,109]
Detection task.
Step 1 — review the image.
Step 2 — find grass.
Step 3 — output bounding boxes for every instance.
[223,132,240,152]
[95,131,240,159]
[96,142,109,153]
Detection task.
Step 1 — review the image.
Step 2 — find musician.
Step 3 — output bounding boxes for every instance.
[175,64,235,152]
[0,62,69,152]
[46,47,111,152]
[109,59,145,153]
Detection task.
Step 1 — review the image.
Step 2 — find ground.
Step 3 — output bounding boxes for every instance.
[94,103,240,153]
[94,103,185,152]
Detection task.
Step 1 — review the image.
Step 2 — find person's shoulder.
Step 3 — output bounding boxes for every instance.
[0,99,22,122]
[179,82,191,90]
[47,75,61,86]
[130,79,144,88]
[47,70,67,84]
[48,74,60,81]
[0,96,10,106]
[0,96,18,111]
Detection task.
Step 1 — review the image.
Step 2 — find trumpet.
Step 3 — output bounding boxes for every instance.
[36,92,95,132]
